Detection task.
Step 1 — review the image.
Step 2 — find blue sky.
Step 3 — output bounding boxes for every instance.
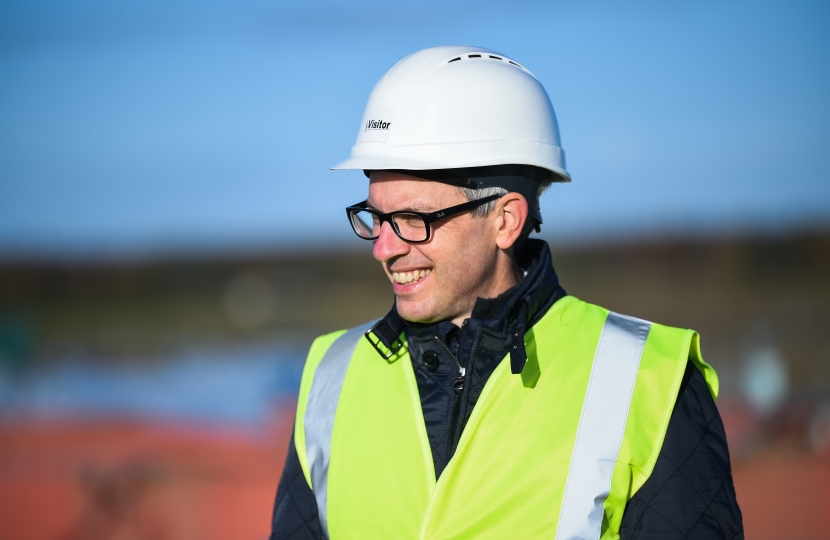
[1,0,828,257]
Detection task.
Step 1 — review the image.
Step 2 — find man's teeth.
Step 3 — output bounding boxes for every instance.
[392,269,431,284]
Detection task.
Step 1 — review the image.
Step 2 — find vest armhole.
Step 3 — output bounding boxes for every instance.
[630,329,719,501]
[627,326,696,499]
[688,332,719,401]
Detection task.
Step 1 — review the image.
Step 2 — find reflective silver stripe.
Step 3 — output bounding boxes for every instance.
[305,321,375,539]
[556,312,651,540]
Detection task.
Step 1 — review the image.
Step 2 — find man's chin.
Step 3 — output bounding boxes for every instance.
[395,299,442,325]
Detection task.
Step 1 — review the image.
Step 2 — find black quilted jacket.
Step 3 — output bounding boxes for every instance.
[270,240,744,539]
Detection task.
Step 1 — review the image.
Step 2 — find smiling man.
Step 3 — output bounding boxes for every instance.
[270,46,742,540]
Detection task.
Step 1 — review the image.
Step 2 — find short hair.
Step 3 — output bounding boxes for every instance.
[459,186,509,217]
[459,179,552,244]
[459,180,552,218]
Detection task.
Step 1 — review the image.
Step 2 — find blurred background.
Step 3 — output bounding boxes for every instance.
[1,1,829,538]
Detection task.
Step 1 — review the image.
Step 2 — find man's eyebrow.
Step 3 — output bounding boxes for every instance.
[365,200,435,213]
[400,202,435,212]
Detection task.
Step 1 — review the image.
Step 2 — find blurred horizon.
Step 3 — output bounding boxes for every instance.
[2,0,829,259]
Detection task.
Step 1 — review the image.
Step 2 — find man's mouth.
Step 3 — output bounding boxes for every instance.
[391,268,431,285]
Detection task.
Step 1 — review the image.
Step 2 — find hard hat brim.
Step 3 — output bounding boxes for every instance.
[331,140,571,183]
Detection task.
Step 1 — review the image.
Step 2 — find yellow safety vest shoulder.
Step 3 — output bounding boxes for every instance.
[293,296,718,540]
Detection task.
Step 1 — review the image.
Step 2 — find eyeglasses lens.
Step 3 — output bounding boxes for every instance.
[351,210,380,239]
[350,210,429,242]
[392,213,428,242]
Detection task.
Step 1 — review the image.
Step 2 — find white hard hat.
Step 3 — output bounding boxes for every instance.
[332,45,570,184]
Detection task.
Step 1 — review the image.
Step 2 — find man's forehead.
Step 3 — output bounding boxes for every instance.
[366,171,463,211]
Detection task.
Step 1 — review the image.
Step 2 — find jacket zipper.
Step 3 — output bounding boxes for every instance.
[445,321,475,461]
[433,336,465,390]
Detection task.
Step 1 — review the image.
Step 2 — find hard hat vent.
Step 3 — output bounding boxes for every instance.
[445,53,527,73]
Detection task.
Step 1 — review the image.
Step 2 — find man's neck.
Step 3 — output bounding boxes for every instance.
[449,257,522,327]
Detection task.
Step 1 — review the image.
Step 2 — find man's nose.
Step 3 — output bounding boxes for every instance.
[373,221,410,262]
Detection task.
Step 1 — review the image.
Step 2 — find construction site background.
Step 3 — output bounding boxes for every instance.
[1,230,828,540]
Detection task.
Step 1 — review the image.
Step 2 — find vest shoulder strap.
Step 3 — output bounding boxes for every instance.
[556,311,652,539]
[294,321,376,538]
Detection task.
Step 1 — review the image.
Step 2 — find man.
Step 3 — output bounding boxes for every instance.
[270,46,742,539]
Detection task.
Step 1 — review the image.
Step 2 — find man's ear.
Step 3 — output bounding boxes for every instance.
[494,193,529,251]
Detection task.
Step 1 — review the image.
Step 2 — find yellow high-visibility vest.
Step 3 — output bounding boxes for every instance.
[293,296,718,539]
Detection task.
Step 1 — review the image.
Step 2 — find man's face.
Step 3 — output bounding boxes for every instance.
[368,171,502,325]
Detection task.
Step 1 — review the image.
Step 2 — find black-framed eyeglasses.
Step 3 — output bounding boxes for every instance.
[346,194,503,243]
